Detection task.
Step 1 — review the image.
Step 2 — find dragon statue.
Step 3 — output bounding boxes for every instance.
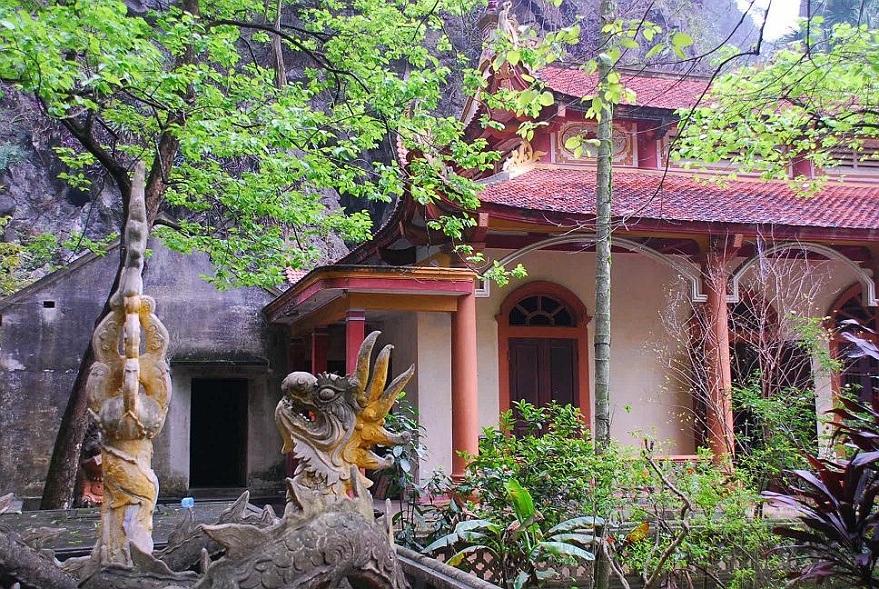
[275,331,414,497]
[193,331,415,589]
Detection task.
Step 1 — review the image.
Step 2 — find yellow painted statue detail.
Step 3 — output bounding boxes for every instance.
[86,162,171,568]
[275,331,414,497]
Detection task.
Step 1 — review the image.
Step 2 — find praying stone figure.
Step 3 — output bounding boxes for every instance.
[85,162,171,569]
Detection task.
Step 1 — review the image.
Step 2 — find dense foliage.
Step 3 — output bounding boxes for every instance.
[766,387,879,586]
[408,402,786,589]
[675,21,879,190]
[424,478,599,589]
[0,0,493,287]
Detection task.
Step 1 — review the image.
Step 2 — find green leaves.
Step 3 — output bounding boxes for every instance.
[424,477,598,588]
[675,22,879,191]
[0,0,488,289]
[505,478,536,524]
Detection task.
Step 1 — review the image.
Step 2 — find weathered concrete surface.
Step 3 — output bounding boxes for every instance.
[0,500,262,558]
[0,240,287,501]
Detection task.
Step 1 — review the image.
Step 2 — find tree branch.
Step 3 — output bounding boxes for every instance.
[207,18,370,94]
[641,445,694,589]
[59,116,131,195]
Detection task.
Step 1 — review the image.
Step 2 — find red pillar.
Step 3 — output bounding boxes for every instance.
[702,252,735,463]
[345,309,366,373]
[451,291,479,481]
[637,127,660,169]
[311,327,329,374]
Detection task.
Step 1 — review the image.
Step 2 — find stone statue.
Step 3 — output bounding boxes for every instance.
[1,313,418,587]
[498,1,520,47]
[85,162,171,569]
[275,330,414,497]
[193,331,414,588]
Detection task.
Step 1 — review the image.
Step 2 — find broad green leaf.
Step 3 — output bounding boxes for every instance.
[535,541,595,561]
[537,91,555,106]
[545,515,604,536]
[447,545,485,567]
[548,532,598,545]
[645,44,664,59]
[672,31,694,48]
[422,530,487,554]
[505,478,535,522]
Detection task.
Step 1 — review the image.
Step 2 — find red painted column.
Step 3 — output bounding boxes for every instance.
[637,128,660,169]
[702,253,735,463]
[311,327,329,374]
[345,309,366,373]
[451,291,479,481]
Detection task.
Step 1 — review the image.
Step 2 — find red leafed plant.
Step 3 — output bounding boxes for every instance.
[763,327,879,587]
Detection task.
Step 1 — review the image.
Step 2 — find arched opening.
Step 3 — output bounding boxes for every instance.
[725,291,814,460]
[497,282,591,425]
[831,283,879,402]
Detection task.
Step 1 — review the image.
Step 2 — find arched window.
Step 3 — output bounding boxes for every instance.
[497,282,590,421]
[508,294,576,327]
[831,284,879,401]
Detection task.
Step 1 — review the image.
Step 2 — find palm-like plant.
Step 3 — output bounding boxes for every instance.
[764,453,879,586]
[423,479,599,588]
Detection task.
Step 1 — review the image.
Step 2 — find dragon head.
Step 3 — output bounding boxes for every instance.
[274,332,415,498]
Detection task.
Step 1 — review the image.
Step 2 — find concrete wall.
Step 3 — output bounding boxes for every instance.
[0,240,286,500]
[414,312,453,478]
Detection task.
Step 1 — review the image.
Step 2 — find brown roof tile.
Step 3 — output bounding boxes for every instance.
[478,168,879,230]
[539,66,710,111]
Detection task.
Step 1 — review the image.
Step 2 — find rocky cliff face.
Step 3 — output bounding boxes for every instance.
[0,87,123,267]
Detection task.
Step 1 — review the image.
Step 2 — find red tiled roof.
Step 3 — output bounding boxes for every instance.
[539,66,710,111]
[285,267,309,284]
[478,167,879,231]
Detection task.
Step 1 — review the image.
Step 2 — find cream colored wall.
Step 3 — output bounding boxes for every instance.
[405,247,869,475]
[479,248,695,454]
[380,313,419,406]
[413,312,454,478]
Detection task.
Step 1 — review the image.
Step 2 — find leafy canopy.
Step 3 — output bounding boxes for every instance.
[0,0,492,287]
[674,22,879,188]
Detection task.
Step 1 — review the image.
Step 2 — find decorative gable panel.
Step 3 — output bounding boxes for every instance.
[553,121,637,166]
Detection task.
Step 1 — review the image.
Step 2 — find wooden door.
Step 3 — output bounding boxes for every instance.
[509,338,578,408]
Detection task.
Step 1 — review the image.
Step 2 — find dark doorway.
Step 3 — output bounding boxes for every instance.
[509,338,578,408]
[190,379,248,488]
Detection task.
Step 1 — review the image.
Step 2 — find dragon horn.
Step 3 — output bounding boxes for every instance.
[366,345,393,402]
[354,331,381,393]
[380,363,415,403]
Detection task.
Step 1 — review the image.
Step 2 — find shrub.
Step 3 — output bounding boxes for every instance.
[415,402,787,588]
[456,401,631,527]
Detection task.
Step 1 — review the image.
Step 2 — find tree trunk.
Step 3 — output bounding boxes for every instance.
[593,0,616,452]
[593,1,616,588]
